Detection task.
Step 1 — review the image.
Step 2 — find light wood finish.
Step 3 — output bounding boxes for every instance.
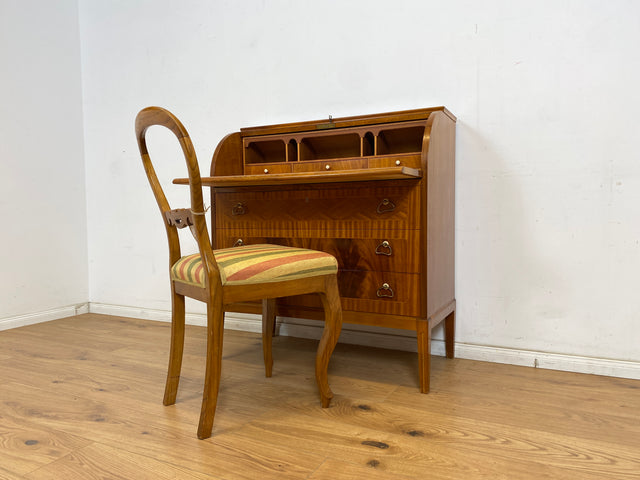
[135,106,343,439]
[1,314,639,479]
[203,107,456,392]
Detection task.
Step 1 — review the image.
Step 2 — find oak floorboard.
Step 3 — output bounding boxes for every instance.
[0,409,91,477]
[1,313,639,479]
[0,379,324,480]
[237,406,639,480]
[308,458,415,480]
[386,382,640,448]
[23,442,213,480]
[0,465,24,480]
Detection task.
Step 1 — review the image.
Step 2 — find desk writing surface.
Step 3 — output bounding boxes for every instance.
[173,166,421,188]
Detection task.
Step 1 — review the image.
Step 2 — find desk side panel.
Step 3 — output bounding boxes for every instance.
[424,112,456,319]
[210,132,243,177]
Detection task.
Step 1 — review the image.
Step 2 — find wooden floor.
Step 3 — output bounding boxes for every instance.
[1,314,639,479]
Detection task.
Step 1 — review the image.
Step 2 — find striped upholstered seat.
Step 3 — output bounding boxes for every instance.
[171,244,338,287]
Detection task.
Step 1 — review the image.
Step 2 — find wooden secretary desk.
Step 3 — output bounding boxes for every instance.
[193,107,456,393]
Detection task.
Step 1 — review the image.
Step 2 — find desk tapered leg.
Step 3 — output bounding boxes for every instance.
[445,309,455,359]
[417,320,431,394]
[262,298,276,377]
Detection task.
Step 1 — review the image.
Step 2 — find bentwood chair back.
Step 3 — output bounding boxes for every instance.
[135,106,343,439]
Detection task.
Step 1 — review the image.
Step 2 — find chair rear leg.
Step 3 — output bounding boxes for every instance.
[315,275,343,407]
[262,298,276,377]
[164,287,185,406]
[197,298,225,439]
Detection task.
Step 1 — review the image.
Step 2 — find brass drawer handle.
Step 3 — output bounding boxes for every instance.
[233,238,244,247]
[232,203,246,215]
[375,240,393,256]
[376,198,396,214]
[376,283,394,298]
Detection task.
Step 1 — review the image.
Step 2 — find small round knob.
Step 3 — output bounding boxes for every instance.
[395,160,401,166]
[382,241,390,248]
[263,168,269,174]
[325,164,331,170]
[382,283,390,289]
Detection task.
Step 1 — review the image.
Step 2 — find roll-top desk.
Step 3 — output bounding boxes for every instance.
[194,107,456,393]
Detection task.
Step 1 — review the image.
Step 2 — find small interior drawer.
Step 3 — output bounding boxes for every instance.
[292,158,367,173]
[244,163,292,175]
[368,154,421,170]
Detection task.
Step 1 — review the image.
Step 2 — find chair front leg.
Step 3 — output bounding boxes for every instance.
[164,286,185,406]
[197,295,225,440]
[315,275,343,407]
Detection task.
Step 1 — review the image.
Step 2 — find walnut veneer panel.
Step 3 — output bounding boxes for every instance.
[214,183,420,235]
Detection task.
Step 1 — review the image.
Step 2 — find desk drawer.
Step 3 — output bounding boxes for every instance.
[292,158,367,173]
[368,153,421,169]
[215,184,419,231]
[215,234,420,274]
[278,270,420,317]
[244,163,292,175]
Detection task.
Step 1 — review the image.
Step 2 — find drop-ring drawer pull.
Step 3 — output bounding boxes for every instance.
[232,203,246,215]
[376,283,394,298]
[375,240,393,256]
[376,198,396,214]
[233,238,244,247]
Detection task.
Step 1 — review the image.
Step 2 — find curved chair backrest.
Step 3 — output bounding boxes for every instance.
[135,106,219,284]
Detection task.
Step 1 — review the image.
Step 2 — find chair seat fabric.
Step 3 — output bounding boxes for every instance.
[171,244,338,287]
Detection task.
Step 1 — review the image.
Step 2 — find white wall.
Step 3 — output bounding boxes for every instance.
[79,0,640,364]
[0,0,88,324]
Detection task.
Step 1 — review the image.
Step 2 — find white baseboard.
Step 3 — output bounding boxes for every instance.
[87,302,263,333]
[274,317,640,380]
[0,303,89,331]
[3,302,639,381]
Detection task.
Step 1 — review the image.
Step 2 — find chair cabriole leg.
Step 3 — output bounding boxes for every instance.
[315,275,343,408]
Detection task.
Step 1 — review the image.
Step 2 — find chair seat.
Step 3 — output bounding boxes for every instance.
[171,244,338,287]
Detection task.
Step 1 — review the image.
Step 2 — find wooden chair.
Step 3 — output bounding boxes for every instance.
[135,106,343,439]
